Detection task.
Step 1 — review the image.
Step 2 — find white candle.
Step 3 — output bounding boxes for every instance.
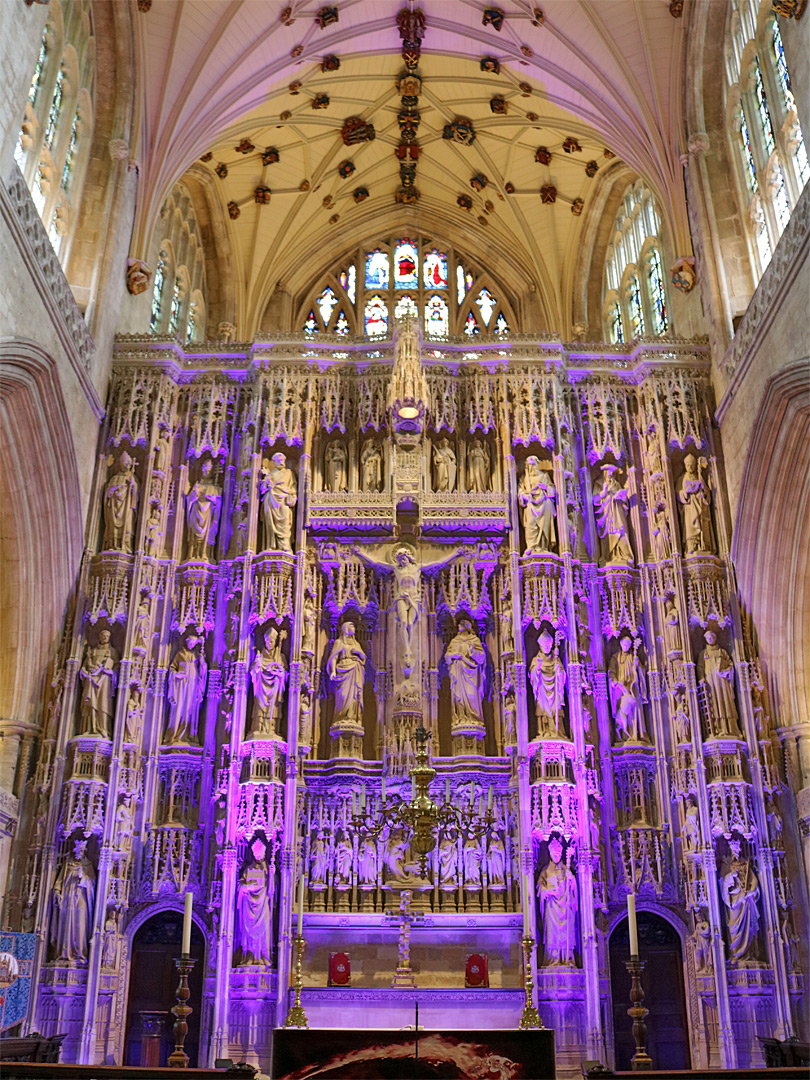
[445,777,450,803]
[627,893,639,957]
[487,785,493,812]
[297,874,305,937]
[523,896,530,937]
[381,775,386,804]
[361,783,366,810]
[182,891,193,956]
[353,790,358,816]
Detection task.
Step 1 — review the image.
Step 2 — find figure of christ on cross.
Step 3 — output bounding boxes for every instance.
[385,889,424,988]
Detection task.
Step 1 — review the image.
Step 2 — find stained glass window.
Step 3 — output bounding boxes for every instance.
[335,310,350,336]
[627,275,645,338]
[752,200,772,268]
[169,279,182,336]
[303,309,318,334]
[423,249,447,289]
[32,165,46,215]
[609,302,624,344]
[457,264,465,304]
[394,295,418,321]
[494,312,510,335]
[29,37,48,108]
[44,68,64,150]
[317,286,338,326]
[48,207,60,249]
[186,301,197,344]
[771,165,791,232]
[740,109,758,193]
[339,266,356,304]
[365,250,389,289]
[475,288,496,327]
[754,60,776,158]
[772,22,794,112]
[150,256,165,332]
[62,113,79,193]
[464,312,480,336]
[364,295,388,337]
[394,238,418,289]
[424,295,449,337]
[796,140,810,186]
[648,249,668,336]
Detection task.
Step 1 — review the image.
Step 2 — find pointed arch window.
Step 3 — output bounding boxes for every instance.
[335,310,350,336]
[61,113,79,193]
[169,278,182,336]
[475,289,497,327]
[316,286,338,326]
[739,109,759,193]
[464,312,480,336]
[423,249,447,289]
[364,295,388,337]
[394,239,418,289]
[771,21,793,113]
[494,312,510,336]
[394,295,418,321]
[303,309,318,334]
[648,249,668,336]
[186,301,197,345]
[609,301,624,345]
[627,275,645,338]
[29,37,48,108]
[424,295,449,337]
[339,266,356,304]
[150,255,166,332]
[43,68,64,150]
[456,264,466,305]
[365,249,389,290]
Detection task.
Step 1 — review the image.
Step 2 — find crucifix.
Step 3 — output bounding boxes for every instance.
[385,889,424,988]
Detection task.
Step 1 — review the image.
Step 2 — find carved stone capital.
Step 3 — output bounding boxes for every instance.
[125,259,151,296]
[687,133,710,155]
[109,139,130,162]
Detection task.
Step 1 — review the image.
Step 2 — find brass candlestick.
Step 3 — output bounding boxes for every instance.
[284,934,309,1028]
[519,935,543,1029]
[626,957,653,1071]
[167,955,196,1068]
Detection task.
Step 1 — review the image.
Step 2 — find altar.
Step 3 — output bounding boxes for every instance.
[273,1025,555,1079]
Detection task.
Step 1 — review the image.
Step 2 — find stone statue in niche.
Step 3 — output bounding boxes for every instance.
[593,463,634,564]
[608,635,648,742]
[519,457,557,554]
[384,830,412,883]
[327,621,366,728]
[720,845,761,965]
[302,592,318,655]
[439,834,458,888]
[132,600,151,653]
[677,454,715,555]
[310,834,329,886]
[462,835,482,890]
[360,439,383,492]
[144,505,163,556]
[102,912,118,969]
[445,617,486,730]
[651,501,673,560]
[504,692,517,748]
[355,541,460,683]
[697,630,741,738]
[536,837,578,966]
[325,441,348,492]
[114,794,135,852]
[693,915,713,973]
[154,427,172,475]
[50,839,96,962]
[185,458,222,561]
[529,628,566,738]
[358,837,378,886]
[663,598,682,657]
[124,686,144,743]
[487,832,506,889]
[467,437,491,493]
[248,627,288,738]
[433,438,457,492]
[235,837,273,965]
[335,831,353,885]
[672,690,691,744]
[681,797,700,852]
[102,451,140,553]
[259,453,297,552]
[78,630,119,738]
[165,634,208,745]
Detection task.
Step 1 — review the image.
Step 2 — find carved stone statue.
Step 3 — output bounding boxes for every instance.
[103,451,139,553]
[328,621,365,728]
[720,850,760,965]
[335,831,353,885]
[462,835,482,890]
[144,506,163,556]
[694,916,713,973]
[445,617,486,730]
[682,798,700,853]
[102,913,118,968]
[536,837,578,967]
[467,438,491,493]
[248,627,288,738]
[235,838,273,965]
[608,636,648,742]
[438,835,458,889]
[302,592,317,655]
[165,636,207,744]
[325,441,347,492]
[358,838,377,886]
[132,600,151,653]
[697,630,741,738]
[677,454,715,555]
[433,438,456,492]
[360,439,383,492]
[79,630,119,738]
[519,457,557,553]
[384,831,411,883]
[310,834,328,886]
[50,839,95,962]
[529,629,566,737]
[124,686,144,743]
[487,833,506,889]
[651,502,673,560]
[154,427,172,475]
[185,459,222,561]
[663,598,682,657]
[259,453,297,552]
[593,464,634,564]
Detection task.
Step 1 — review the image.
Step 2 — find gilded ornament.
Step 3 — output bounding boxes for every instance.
[262,147,280,165]
[312,93,330,109]
[395,142,421,161]
[443,117,476,146]
[563,137,581,153]
[399,163,417,187]
[322,54,341,72]
[215,162,228,179]
[571,197,584,216]
[540,184,557,204]
[670,257,696,293]
[397,73,422,97]
[395,186,419,204]
[535,146,552,165]
[470,174,488,192]
[490,95,508,115]
[482,8,505,31]
[480,56,501,74]
[235,138,255,155]
[341,116,376,145]
[772,0,807,15]
[353,187,369,203]
[316,6,339,28]
[398,108,420,140]
[338,160,356,179]
[254,186,272,205]
[457,193,473,210]
[227,201,241,220]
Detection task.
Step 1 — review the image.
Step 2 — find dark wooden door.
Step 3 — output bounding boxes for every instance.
[610,911,690,1071]
[123,911,205,1066]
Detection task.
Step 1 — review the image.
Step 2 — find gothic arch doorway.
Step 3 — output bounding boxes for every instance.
[123,910,205,1066]
[609,910,690,1071]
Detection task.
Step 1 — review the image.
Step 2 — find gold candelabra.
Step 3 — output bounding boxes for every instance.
[351,726,494,876]
[519,935,543,1030]
[626,957,653,1071]
[283,935,309,1029]
[167,955,196,1068]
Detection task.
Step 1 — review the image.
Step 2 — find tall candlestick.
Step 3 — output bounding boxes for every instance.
[487,785,493,812]
[297,874,305,936]
[361,783,366,810]
[523,894,530,936]
[627,892,639,957]
[445,777,450,803]
[381,775,386,804]
[181,891,193,957]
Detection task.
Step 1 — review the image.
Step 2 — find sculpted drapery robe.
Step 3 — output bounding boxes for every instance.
[51,849,96,961]
[609,647,648,742]
[446,625,486,727]
[248,638,287,737]
[698,641,740,736]
[186,472,222,559]
[166,645,207,744]
[103,460,139,552]
[260,458,296,552]
[235,859,273,965]
[79,640,118,738]
[529,649,566,734]
[721,860,760,964]
[519,459,557,553]
[328,627,365,727]
[537,857,578,966]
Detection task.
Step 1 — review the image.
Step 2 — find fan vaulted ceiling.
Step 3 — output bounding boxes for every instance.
[131,0,690,337]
